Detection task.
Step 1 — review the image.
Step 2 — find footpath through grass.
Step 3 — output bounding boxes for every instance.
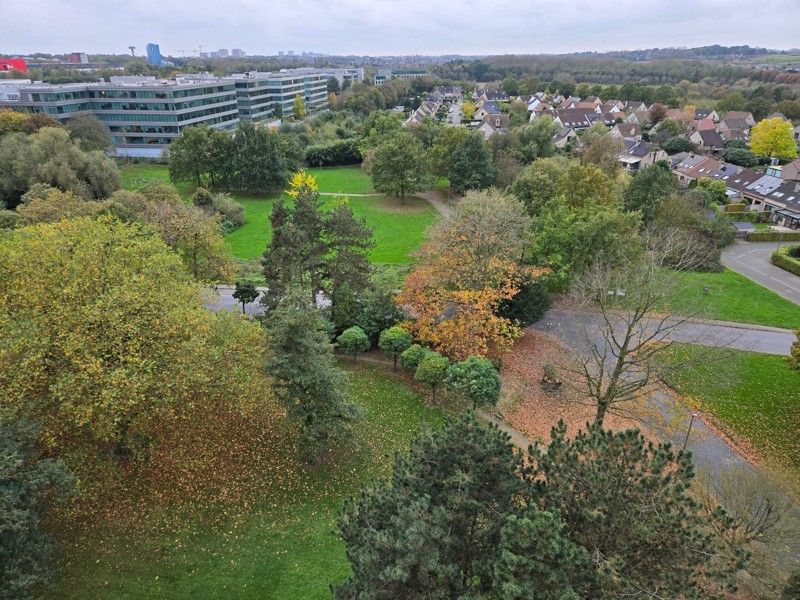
[120,164,437,264]
[53,363,445,599]
[664,345,800,479]
[659,268,800,329]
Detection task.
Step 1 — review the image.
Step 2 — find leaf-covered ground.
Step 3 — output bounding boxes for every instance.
[51,363,444,599]
[663,345,800,480]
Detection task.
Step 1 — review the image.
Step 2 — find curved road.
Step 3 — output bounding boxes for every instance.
[722,240,800,305]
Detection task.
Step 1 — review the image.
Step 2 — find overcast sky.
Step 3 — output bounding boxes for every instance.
[4,0,799,56]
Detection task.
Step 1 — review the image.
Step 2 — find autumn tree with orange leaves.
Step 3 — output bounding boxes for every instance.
[398,189,547,360]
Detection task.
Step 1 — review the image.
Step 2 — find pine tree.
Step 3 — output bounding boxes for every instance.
[325,203,374,294]
[265,289,360,462]
[334,412,527,599]
[448,132,495,194]
[528,422,747,598]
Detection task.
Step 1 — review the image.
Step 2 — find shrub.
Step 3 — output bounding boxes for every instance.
[445,356,501,408]
[0,209,22,229]
[305,139,361,166]
[400,343,429,371]
[771,245,800,277]
[498,275,551,326]
[337,326,371,361]
[211,193,245,227]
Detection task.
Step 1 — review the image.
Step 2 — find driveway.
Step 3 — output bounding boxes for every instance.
[722,240,800,305]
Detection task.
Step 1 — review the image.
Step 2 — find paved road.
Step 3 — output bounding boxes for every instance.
[446,100,462,126]
[722,240,800,305]
[535,308,795,356]
[204,286,329,317]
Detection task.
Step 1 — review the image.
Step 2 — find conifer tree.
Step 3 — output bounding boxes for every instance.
[265,289,360,462]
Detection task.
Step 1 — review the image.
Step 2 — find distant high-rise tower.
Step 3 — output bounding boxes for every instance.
[146,43,164,66]
[231,48,245,58]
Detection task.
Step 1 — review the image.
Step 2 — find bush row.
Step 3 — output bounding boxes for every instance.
[746,230,800,242]
[771,245,800,277]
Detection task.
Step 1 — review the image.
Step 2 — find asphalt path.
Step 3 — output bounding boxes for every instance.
[721,240,800,305]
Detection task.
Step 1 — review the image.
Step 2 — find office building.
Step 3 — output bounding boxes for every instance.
[315,67,364,88]
[146,43,165,66]
[217,48,229,57]
[66,52,89,64]
[231,49,246,58]
[0,68,338,157]
[374,68,427,86]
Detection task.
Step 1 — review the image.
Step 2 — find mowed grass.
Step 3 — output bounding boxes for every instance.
[52,363,445,599]
[120,164,436,264]
[663,345,800,478]
[659,268,800,329]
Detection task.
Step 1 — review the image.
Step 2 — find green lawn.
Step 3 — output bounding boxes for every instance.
[53,363,445,599]
[120,164,436,264]
[660,268,800,329]
[664,346,800,478]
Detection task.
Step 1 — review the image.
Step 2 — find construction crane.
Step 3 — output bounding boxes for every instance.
[128,45,136,57]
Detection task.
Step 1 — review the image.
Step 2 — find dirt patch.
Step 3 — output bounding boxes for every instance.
[497,330,644,444]
[372,195,432,214]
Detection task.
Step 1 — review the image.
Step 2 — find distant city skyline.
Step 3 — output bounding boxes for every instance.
[4,0,800,57]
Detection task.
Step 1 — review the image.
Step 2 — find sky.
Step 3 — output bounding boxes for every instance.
[3,0,800,57]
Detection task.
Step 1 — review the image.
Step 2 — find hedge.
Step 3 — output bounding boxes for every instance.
[746,231,800,242]
[723,203,747,213]
[771,245,800,277]
[304,138,361,167]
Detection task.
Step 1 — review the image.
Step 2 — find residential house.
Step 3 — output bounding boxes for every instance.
[626,107,652,127]
[482,112,509,129]
[692,117,716,132]
[433,85,461,99]
[600,100,624,113]
[794,124,800,144]
[513,95,532,106]
[720,128,749,143]
[689,129,726,154]
[610,122,641,141]
[552,126,577,149]
[552,108,596,129]
[587,112,623,127]
[673,154,720,186]
[717,117,752,136]
[618,141,668,171]
[766,112,789,121]
[723,111,755,127]
[474,89,508,103]
[473,101,502,121]
[782,158,800,182]
[664,108,693,128]
[694,108,719,122]
[623,100,647,113]
[477,120,500,139]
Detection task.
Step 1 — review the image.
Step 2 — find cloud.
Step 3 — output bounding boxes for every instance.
[2,0,799,55]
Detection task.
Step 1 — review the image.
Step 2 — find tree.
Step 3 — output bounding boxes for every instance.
[0,217,263,453]
[232,281,259,314]
[414,352,450,403]
[365,131,431,202]
[696,177,728,205]
[0,127,120,209]
[662,136,696,154]
[649,103,668,125]
[326,76,340,94]
[784,570,800,599]
[337,326,370,361]
[168,125,211,186]
[325,202,375,293]
[462,101,476,120]
[265,289,360,462]
[66,113,111,152]
[508,102,529,127]
[400,343,429,372]
[445,356,501,408]
[448,132,495,194]
[581,132,624,176]
[378,326,412,370]
[334,412,528,599]
[0,418,75,599]
[16,185,108,224]
[556,163,620,209]
[358,110,403,153]
[750,117,797,160]
[231,121,301,193]
[0,109,29,135]
[516,118,558,162]
[429,126,470,176]
[717,92,747,113]
[508,157,569,216]
[623,160,678,225]
[723,146,759,167]
[293,94,307,120]
[497,273,551,326]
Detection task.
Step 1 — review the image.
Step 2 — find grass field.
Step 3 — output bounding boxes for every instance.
[659,268,800,329]
[120,164,436,264]
[53,363,445,599]
[664,345,800,478]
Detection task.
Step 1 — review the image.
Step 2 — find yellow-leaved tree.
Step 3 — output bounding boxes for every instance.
[750,117,798,160]
[0,216,269,456]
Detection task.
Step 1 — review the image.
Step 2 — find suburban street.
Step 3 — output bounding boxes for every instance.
[722,240,800,305]
[446,99,462,125]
